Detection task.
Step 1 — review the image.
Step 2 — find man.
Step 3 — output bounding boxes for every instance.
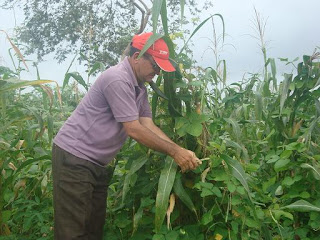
[52,32,200,239]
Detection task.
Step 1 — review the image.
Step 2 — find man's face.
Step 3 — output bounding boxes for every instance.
[134,53,161,83]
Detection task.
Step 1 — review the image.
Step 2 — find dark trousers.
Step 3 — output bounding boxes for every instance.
[52,143,113,240]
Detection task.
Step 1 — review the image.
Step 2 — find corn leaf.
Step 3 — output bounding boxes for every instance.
[224,118,241,142]
[132,204,144,235]
[179,14,224,56]
[301,163,320,180]
[160,0,168,36]
[63,72,88,91]
[122,156,148,204]
[150,81,168,100]
[173,173,197,218]
[88,62,106,76]
[0,79,55,93]
[155,156,177,232]
[222,60,227,86]
[47,114,54,145]
[151,75,163,120]
[138,33,163,58]
[221,154,252,201]
[280,73,292,115]
[281,200,320,212]
[255,93,263,120]
[180,0,185,24]
[0,30,29,71]
[302,116,320,144]
[152,0,164,33]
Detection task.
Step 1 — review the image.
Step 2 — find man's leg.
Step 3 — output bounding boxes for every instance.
[87,165,113,239]
[52,143,109,240]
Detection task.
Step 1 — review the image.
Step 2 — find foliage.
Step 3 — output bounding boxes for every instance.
[104,50,320,240]
[2,0,213,66]
[0,47,83,237]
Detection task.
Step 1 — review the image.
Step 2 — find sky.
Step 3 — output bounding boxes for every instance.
[0,0,319,86]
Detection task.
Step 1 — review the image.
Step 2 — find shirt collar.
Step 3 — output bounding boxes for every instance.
[123,57,139,87]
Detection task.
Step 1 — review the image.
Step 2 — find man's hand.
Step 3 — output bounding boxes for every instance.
[172,148,201,172]
[123,119,201,173]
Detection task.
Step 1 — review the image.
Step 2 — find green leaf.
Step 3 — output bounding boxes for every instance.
[0,79,55,93]
[185,122,202,136]
[255,93,263,120]
[152,234,165,240]
[222,59,227,85]
[280,150,292,159]
[281,200,320,212]
[132,204,144,234]
[201,210,213,225]
[47,114,54,145]
[213,170,230,181]
[231,196,242,206]
[274,158,290,172]
[211,187,222,197]
[139,33,164,58]
[280,74,293,115]
[173,173,197,216]
[122,157,148,203]
[198,182,222,198]
[300,191,310,199]
[200,188,214,197]
[160,0,168,36]
[179,14,225,55]
[114,211,131,228]
[301,163,320,180]
[88,61,105,76]
[180,0,185,24]
[221,154,251,201]
[245,218,259,228]
[275,185,283,196]
[64,72,88,91]
[272,210,293,221]
[189,112,210,123]
[227,182,236,193]
[2,210,12,223]
[282,176,295,186]
[175,117,188,130]
[41,174,48,193]
[266,58,277,90]
[155,156,178,233]
[166,231,179,240]
[150,81,169,100]
[152,75,163,120]
[224,118,241,141]
[188,80,202,87]
[152,0,164,33]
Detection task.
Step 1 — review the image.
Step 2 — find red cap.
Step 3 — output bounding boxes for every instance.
[131,32,175,72]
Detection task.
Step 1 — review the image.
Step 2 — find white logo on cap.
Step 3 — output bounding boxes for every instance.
[159,50,168,55]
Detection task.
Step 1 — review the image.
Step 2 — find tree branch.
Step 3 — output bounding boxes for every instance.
[121,0,151,59]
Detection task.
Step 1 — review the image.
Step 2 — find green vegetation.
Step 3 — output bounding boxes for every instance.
[1,1,320,239]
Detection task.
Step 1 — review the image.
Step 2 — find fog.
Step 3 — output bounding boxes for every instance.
[1,0,319,85]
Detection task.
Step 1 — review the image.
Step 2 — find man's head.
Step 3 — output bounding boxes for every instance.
[128,32,175,83]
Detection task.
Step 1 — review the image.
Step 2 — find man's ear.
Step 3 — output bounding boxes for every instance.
[132,52,140,61]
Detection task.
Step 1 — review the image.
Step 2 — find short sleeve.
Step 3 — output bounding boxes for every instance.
[103,81,139,122]
[139,91,152,118]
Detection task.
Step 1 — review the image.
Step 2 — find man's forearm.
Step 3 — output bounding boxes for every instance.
[123,120,179,157]
[139,117,175,144]
[123,119,200,172]
[146,124,175,144]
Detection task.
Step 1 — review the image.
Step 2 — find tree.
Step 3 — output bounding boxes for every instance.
[2,0,213,67]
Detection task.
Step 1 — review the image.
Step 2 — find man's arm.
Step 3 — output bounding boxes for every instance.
[122,119,200,172]
[139,117,175,143]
